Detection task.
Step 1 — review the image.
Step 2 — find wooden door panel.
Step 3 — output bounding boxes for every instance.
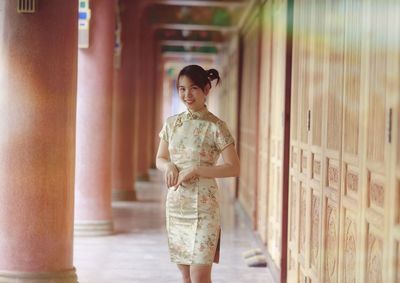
[267,0,287,262]
[288,1,301,278]
[298,2,312,277]
[361,2,389,282]
[298,0,311,147]
[239,15,260,224]
[257,0,273,243]
[308,0,327,280]
[320,1,346,283]
[387,1,400,283]
[288,0,308,281]
[338,1,365,282]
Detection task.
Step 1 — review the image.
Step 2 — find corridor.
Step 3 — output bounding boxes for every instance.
[74,170,274,283]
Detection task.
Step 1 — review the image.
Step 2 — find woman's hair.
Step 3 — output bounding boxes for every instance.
[176,65,221,91]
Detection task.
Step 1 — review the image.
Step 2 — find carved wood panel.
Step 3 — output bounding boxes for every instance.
[367,226,383,283]
[343,210,357,283]
[287,0,398,282]
[324,201,339,283]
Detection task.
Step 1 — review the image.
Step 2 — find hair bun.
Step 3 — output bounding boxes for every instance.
[207,69,221,85]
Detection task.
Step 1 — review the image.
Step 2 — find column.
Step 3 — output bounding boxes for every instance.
[135,20,156,181]
[112,0,138,201]
[74,0,115,236]
[0,1,78,282]
[153,41,165,167]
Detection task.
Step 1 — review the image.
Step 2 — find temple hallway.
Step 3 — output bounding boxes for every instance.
[74,170,274,283]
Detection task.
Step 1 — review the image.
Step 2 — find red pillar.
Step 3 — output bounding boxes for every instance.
[0,1,78,282]
[144,24,156,173]
[74,0,115,236]
[112,0,137,201]
[153,41,164,167]
[135,20,153,181]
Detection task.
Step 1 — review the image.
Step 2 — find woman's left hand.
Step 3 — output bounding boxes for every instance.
[174,166,198,189]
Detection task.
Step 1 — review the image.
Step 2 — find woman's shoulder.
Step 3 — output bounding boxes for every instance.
[204,111,227,127]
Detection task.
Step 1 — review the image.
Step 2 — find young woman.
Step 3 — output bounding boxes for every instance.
[156,65,240,283]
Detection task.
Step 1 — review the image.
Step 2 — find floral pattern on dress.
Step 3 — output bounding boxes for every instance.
[159,106,234,265]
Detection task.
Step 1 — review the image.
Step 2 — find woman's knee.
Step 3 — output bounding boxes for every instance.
[177,264,191,282]
[190,265,212,283]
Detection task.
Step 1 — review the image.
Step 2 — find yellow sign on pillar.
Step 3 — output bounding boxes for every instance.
[78,0,91,48]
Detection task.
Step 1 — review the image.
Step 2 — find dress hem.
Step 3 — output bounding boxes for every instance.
[170,260,218,266]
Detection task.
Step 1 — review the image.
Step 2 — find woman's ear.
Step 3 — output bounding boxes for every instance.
[204,83,211,96]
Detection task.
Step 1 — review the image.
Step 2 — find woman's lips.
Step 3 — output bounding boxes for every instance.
[185,100,195,105]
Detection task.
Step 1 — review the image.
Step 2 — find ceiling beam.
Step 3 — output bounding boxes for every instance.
[163,57,215,65]
[151,0,247,8]
[162,51,218,59]
[162,53,216,64]
[161,40,224,48]
[153,23,237,32]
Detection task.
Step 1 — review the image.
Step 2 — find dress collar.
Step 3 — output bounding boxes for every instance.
[186,105,209,119]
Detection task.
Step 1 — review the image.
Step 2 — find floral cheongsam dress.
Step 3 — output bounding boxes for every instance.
[159,106,235,265]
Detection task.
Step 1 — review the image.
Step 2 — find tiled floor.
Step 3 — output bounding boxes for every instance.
[74,170,275,283]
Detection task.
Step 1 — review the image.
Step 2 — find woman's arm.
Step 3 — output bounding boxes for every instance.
[155,139,171,171]
[156,140,178,187]
[176,144,240,186]
[196,144,240,178]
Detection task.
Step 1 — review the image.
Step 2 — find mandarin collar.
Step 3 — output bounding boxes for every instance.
[186,105,209,119]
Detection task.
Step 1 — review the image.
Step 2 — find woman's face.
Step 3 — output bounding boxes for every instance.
[178,75,209,112]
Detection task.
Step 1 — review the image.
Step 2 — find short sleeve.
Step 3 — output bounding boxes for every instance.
[215,120,235,152]
[159,121,169,143]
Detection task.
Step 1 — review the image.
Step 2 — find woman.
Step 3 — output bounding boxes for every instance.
[156,65,240,283]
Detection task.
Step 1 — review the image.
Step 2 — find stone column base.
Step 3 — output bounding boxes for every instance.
[112,189,136,201]
[0,268,78,283]
[136,173,150,182]
[74,220,114,237]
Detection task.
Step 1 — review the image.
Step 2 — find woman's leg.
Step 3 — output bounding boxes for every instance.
[190,264,212,283]
[177,264,192,283]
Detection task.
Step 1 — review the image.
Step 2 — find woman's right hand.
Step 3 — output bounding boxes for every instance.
[165,162,178,188]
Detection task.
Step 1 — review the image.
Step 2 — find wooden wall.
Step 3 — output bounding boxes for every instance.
[287,0,400,282]
[238,9,261,225]
[257,0,273,246]
[388,4,400,283]
[261,0,288,269]
[239,0,288,272]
